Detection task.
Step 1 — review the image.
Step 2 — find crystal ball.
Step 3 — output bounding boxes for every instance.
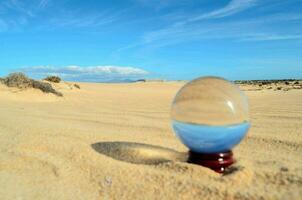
[171,76,250,153]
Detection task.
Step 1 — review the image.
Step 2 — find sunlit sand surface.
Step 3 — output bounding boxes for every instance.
[0,81,301,199]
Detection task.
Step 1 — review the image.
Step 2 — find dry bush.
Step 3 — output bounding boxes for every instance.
[1,73,63,97]
[2,73,33,89]
[74,84,81,89]
[32,80,63,96]
[44,76,61,83]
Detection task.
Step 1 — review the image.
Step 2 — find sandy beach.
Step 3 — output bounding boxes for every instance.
[0,81,301,199]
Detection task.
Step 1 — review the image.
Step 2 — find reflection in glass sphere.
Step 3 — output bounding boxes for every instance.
[171,76,250,153]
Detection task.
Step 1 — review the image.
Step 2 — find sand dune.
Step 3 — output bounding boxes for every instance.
[0,82,301,199]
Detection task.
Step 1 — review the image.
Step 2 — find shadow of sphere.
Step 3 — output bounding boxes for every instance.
[91,142,188,165]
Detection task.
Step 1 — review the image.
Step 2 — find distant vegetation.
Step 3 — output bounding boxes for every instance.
[0,73,63,96]
[234,79,301,85]
[44,76,61,83]
[235,79,302,91]
[134,79,165,83]
[135,79,146,82]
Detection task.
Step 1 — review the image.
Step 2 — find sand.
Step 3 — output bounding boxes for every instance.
[0,81,301,199]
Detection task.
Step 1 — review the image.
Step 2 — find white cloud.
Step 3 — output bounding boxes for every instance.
[126,2,302,50]
[0,0,46,31]
[190,0,257,21]
[134,0,190,10]
[39,0,50,9]
[50,11,119,28]
[241,34,302,41]
[118,0,260,50]
[0,0,121,31]
[5,0,34,17]
[21,66,150,82]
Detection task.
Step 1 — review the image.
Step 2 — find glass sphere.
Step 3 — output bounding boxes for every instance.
[171,76,250,153]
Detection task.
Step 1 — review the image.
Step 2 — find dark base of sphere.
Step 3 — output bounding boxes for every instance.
[187,150,235,173]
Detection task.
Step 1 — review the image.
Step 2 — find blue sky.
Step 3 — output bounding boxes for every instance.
[0,0,301,82]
